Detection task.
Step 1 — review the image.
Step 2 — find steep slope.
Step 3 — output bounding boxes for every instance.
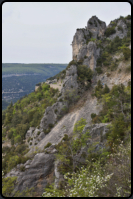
[2,15,131,197]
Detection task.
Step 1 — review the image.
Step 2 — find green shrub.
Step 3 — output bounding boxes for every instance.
[54,109,58,113]
[107,73,111,77]
[37,131,41,136]
[20,165,25,172]
[44,128,51,134]
[125,15,131,20]
[62,134,69,141]
[105,27,116,37]
[103,84,110,94]
[77,65,93,83]
[48,123,54,128]
[89,21,93,25]
[117,25,123,32]
[30,142,32,145]
[123,48,131,60]
[95,67,103,74]
[44,142,52,149]
[36,82,41,86]
[77,59,84,65]
[118,69,121,73]
[66,60,77,70]
[91,113,97,119]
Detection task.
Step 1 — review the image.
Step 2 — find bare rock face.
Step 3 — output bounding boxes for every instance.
[107,19,128,40]
[40,65,79,130]
[87,16,106,38]
[40,101,68,130]
[72,16,106,71]
[61,65,78,94]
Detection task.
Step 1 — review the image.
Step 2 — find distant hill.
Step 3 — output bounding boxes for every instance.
[2,63,67,109]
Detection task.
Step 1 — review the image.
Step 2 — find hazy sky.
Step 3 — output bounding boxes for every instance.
[2,2,131,63]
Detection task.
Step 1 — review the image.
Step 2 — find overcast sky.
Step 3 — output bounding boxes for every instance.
[2,2,131,63]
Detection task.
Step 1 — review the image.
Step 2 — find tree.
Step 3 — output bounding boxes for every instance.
[2,176,17,197]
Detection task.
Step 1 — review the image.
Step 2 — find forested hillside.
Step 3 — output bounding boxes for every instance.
[2,14,131,197]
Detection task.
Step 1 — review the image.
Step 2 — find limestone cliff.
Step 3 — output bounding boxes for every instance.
[3,15,131,197]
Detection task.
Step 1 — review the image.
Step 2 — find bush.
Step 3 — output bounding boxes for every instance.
[20,165,25,172]
[66,60,77,70]
[36,82,41,86]
[125,15,131,20]
[37,131,41,136]
[44,142,52,149]
[77,65,93,83]
[91,113,97,119]
[54,109,58,113]
[62,134,69,141]
[107,73,111,77]
[95,67,103,74]
[44,128,51,134]
[117,25,123,32]
[105,27,116,37]
[123,48,131,60]
[48,123,54,128]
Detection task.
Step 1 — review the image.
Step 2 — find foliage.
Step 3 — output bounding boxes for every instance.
[55,118,90,174]
[2,82,59,174]
[125,15,131,20]
[93,80,110,99]
[93,83,131,149]
[64,89,79,105]
[44,142,52,149]
[91,113,97,119]
[2,63,67,109]
[77,65,93,83]
[117,25,123,32]
[123,48,131,60]
[2,176,17,197]
[105,27,116,37]
[95,67,103,74]
[43,160,113,197]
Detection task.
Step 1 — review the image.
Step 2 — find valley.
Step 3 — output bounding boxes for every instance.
[2,63,67,109]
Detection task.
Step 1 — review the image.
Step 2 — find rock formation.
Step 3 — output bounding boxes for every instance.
[3,15,131,197]
[72,16,106,70]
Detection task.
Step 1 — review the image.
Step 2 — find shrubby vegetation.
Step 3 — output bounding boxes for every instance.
[105,26,116,37]
[42,105,131,197]
[92,82,131,148]
[77,65,93,84]
[42,81,131,197]
[2,83,59,175]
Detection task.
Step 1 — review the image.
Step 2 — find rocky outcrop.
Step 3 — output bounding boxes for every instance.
[45,79,57,84]
[107,19,128,40]
[40,101,68,130]
[72,16,106,70]
[5,153,55,197]
[61,65,78,94]
[87,16,106,38]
